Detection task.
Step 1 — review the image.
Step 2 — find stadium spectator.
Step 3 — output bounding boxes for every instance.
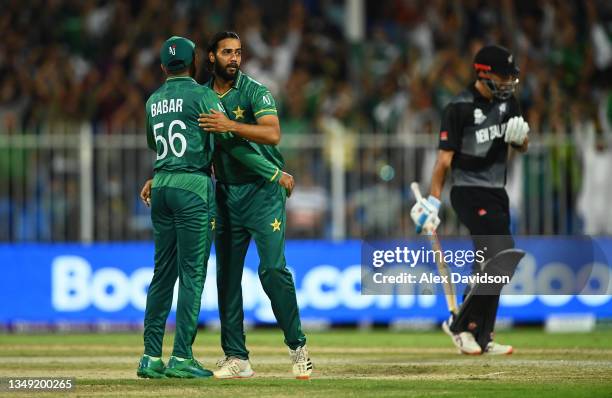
[1,0,611,240]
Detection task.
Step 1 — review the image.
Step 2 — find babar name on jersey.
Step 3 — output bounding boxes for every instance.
[474,121,508,144]
[151,98,183,117]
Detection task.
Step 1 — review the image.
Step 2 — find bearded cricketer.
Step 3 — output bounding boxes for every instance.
[197,31,312,380]
[137,35,292,379]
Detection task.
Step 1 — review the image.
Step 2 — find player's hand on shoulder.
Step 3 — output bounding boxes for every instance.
[278,171,295,197]
[410,195,441,234]
[198,109,235,133]
[504,116,529,145]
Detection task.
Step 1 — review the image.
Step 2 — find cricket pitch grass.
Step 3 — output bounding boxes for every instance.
[1,329,611,397]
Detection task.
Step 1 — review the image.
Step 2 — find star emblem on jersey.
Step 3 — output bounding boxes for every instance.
[211,218,216,231]
[270,218,282,232]
[232,106,245,120]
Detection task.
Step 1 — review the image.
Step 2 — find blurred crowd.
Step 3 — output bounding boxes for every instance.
[1,0,612,240]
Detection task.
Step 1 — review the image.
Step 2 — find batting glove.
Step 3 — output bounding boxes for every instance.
[411,195,441,234]
[504,116,529,145]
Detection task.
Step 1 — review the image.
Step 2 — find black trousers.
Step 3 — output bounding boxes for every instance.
[450,186,514,349]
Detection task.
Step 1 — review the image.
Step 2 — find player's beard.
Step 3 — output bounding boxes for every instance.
[214,60,239,82]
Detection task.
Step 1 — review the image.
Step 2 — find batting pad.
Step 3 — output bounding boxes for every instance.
[451,249,526,332]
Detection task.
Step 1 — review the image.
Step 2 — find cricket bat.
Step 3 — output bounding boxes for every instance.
[411,182,458,314]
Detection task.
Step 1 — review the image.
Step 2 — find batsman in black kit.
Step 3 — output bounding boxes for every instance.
[411,45,529,355]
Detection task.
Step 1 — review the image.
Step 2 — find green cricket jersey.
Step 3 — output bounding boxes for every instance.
[145,76,281,199]
[206,70,285,184]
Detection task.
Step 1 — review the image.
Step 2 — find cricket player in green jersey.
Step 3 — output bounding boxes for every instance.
[197,31,313,380]
[137,36,291,379]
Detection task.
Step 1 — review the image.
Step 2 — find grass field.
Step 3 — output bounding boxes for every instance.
[1,328,612,397]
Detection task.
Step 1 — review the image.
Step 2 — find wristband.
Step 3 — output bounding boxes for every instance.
[427,195,441,210]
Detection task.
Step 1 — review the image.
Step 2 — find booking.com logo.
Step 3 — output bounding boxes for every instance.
[51,254,611,319]
[51,255,440,319]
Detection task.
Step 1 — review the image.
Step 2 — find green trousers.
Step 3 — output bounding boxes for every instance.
[215,179,306,359]
[144,182,214,359]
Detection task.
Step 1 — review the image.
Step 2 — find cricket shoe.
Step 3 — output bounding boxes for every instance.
[213,356,254,379]
[289,345,313,379]
[137,355,167,379]
[165,356,213,378]
[442,318,482,355]
[484,341,513,355]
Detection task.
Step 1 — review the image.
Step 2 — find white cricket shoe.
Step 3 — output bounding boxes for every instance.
[289,345,313,379]
[442,318,482,355]
[484,341,513,355]
[213,356,254,379]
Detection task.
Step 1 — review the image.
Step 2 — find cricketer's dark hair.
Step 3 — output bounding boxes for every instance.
[206,31,240,71]
[166,61,197,78]
[207,31,241,54]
